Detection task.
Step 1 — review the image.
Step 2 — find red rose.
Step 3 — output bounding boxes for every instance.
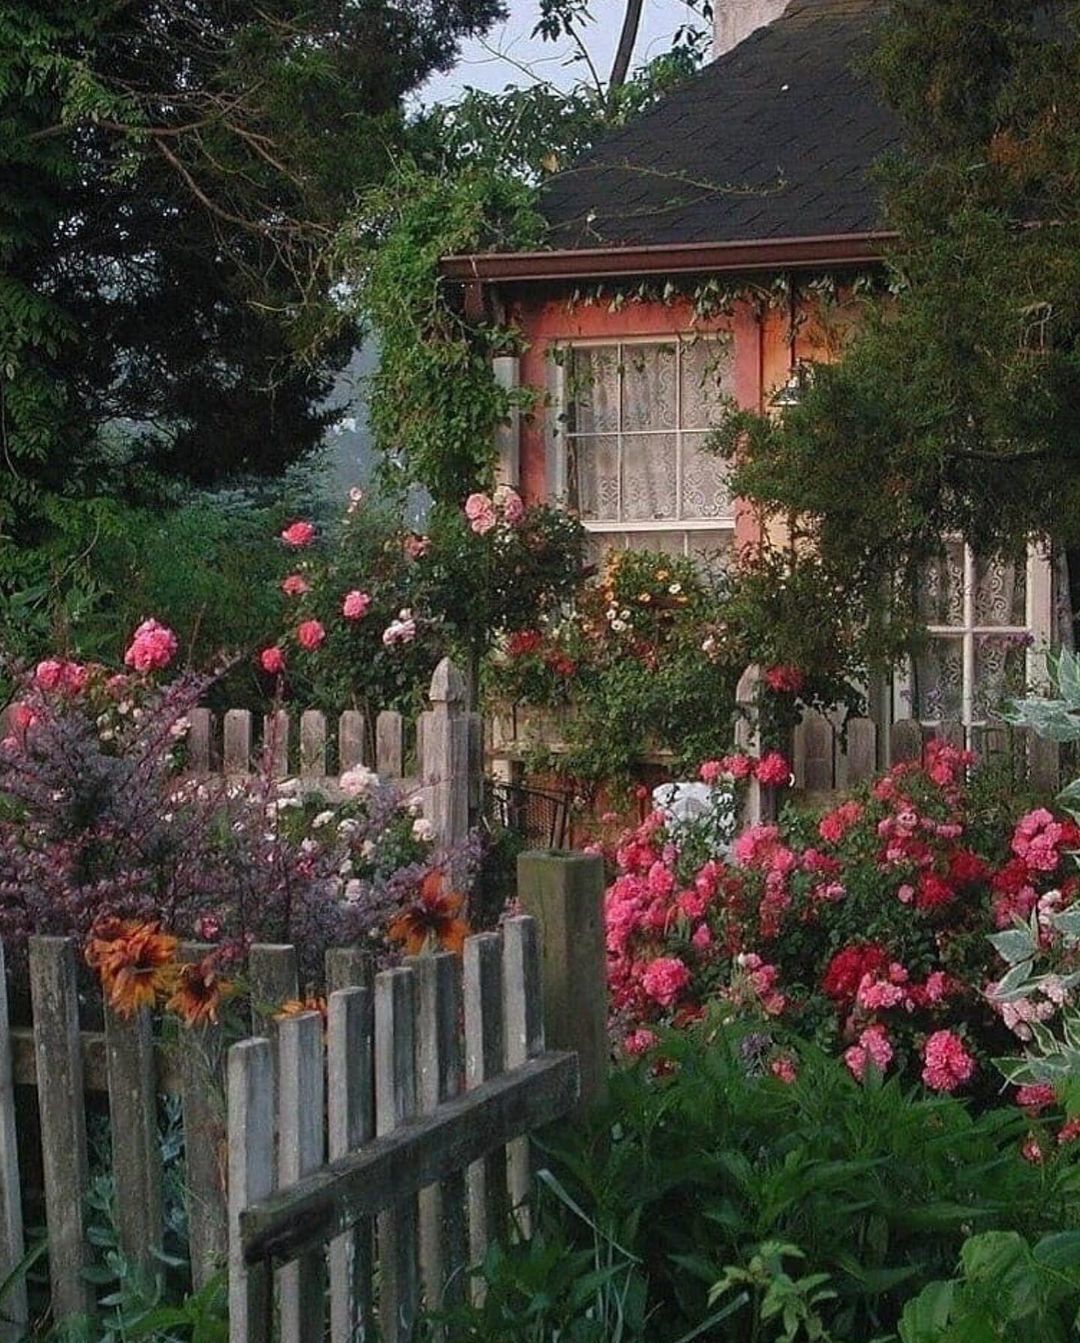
[947,848,988,887]
[508,630,543,658]
[822,944,889,1003]
[915,872,954,910]
[763,664,805,694]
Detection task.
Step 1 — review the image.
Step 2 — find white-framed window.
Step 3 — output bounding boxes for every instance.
[551,336,735,560]
[895,542,1053,728]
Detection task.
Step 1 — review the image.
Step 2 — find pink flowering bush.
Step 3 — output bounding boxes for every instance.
[261,488,583,715]
[605,738,1080,1100]
[0,625,480,986]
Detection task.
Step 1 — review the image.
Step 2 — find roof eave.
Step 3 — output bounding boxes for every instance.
[440,231,898,284]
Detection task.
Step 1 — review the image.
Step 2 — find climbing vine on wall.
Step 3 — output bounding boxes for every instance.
[342,163,545,505]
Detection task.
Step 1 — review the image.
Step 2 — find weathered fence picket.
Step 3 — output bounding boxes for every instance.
[0,856,608,1341]
[28,938,95,1321]
[0,942,25,1343]
[104,1004,163,1274]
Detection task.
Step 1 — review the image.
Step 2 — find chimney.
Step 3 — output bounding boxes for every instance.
[714,0,790,56]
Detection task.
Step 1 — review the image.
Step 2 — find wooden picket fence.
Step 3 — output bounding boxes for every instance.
[0,853,608,1343]
[186,658,483,845]
[790,712,1063,796]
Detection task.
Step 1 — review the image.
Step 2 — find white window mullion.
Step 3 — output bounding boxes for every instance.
[615,342,624,524]
[961,545,976,729]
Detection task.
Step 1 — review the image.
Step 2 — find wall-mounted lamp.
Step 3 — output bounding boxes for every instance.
[770,360,813,410]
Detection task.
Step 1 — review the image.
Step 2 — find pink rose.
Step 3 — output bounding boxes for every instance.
[194,914,222,941]
[281,574,310,596]
[464,492,497,535]
[34,660,65,692]
[342,590,372,620]
[297,620,326,651]
[123,618,178,673]
[280,520,315,548]
[699,760,724,784]
[260,646,286,675]
[493,484,525,525]
[770,1055,798,1084]
[641,956,691,1008]
[755,751,792,787]
[844,1024,894,1082]
[921,1029,975,1093]
[624,1028,658,1057]
[403,533,430,559]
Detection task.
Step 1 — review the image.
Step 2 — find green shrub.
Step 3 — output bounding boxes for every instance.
[435,1026,1079,1343]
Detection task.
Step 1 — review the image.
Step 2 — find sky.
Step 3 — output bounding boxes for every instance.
[420,0,710,105]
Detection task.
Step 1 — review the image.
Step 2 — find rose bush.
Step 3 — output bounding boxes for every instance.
[486,547,863,794]
[605,739,1079,1104]
[261,487,584,713]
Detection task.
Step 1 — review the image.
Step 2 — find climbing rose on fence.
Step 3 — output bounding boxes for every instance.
[604,738,1078,1099]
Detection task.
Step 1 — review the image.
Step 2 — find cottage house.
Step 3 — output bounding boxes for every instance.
[441,0,1054,739]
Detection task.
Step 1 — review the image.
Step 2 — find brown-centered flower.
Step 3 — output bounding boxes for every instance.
[166,959,232,1027]
[88,919,178,1016]
[387,870,469,956]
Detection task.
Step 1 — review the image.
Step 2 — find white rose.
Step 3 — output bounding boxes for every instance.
[312,810,335,829]
[412,817,435,843]
[340,765,378,799]
[343,880,363,905]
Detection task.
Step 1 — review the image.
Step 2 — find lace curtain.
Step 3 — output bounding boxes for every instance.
[567,342,733,527]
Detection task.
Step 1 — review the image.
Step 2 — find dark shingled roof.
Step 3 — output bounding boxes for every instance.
[540,0,900,249]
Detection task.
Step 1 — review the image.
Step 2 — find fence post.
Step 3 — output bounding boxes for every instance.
[426,659,469,858]
[0,942,26,1343]
[516,853,608,1114]
[28,937,95,1322]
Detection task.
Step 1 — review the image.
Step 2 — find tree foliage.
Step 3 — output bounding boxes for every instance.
[0,0,506,540]
[716,0,1080,650]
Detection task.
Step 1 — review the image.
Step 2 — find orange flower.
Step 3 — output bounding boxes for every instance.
[276,993,328,1023]
[387,871,469,956]
[166,959,232,1027]
[88,919,178,1016]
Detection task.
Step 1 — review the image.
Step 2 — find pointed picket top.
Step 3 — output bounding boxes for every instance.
[429,658,465,706]
[735,663,761,709]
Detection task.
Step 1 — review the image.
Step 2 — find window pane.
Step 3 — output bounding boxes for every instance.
[974,634,1029,721]
[622,344,676,431]
[681,339,734,428]
[622,432,677,521]
[974,553,1027,626]
[681,432,732,519]
[568,435,618,520]
[913,639,963,720]
[569,347,618,434]
[918,542,965,626]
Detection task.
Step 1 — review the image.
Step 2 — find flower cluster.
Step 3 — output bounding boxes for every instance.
[604,739,1078,1099]
[0,627,479,986]
[464,485,525,536]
